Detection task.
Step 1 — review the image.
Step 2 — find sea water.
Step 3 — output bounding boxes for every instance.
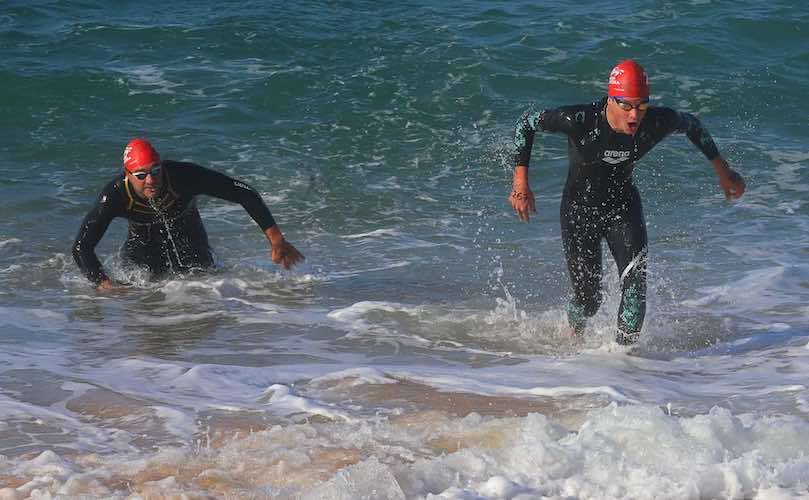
[1,1,808,498]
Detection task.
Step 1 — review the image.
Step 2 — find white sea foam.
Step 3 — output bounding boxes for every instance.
[309,367,398,387]
[342,228,403,239]
[150,406,197,441]
[262,384,357,422]
[0,306,69,331]
[0,402,807,498]
[121,65,183,95]
[327,300,421,322]
[0,238,22,250]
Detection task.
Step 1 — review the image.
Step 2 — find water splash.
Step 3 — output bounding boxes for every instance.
[147,196,184,272]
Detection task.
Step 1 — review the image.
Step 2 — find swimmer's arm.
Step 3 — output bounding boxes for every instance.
[73,185,119,288]
[711,156,745,200]
[509,165,537,222]
[263,224,304,270]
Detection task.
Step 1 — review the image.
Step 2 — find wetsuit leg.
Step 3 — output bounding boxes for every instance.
[122,221,177,277]
[605,188,648,344]
[561,199,604,333]
[121,238,147,268]
[182,212,215,270]
[121,236,172,277]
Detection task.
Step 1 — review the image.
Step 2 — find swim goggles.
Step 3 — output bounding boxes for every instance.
[129,165,162,180]
[612,97,650,111]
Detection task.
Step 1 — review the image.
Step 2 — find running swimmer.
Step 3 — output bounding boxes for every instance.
[73,138,304,289]
[509,59,745,344]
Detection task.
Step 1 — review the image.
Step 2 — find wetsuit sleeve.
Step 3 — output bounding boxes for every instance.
[181,164,277,230]
[658,108,720,160]
[514,108,580,167]
[72,181,120,285]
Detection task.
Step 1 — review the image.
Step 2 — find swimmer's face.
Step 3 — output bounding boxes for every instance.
[606,96,649,135]
[127,163,163,199]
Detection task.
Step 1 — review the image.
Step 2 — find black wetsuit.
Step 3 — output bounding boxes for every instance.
[514,97,719,342]
[73,161,276,284]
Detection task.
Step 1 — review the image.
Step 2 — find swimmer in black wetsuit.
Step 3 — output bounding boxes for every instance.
[73,138,304,289]
[509,59,745,344]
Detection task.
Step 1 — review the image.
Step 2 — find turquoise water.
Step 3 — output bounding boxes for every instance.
[1,1,809,498]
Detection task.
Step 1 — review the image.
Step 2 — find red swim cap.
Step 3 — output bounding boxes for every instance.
[123,138,160,172]
[608,59,649,98]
